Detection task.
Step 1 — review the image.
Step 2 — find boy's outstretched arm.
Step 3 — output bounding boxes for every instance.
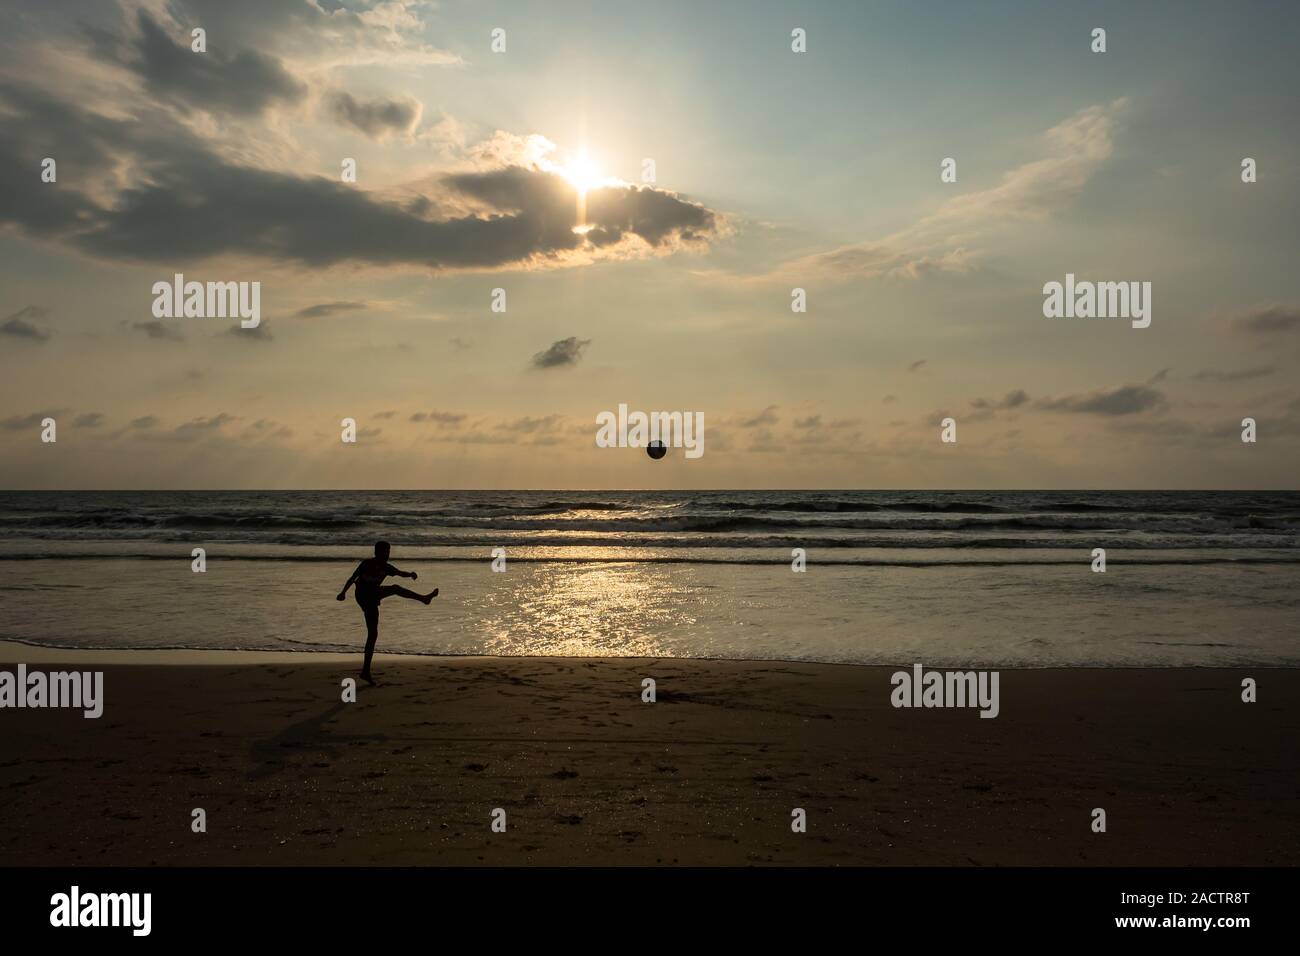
[337,561,363,600]
[388,563,417,581]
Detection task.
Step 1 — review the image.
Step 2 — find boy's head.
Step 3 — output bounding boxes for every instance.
[374,541,391,560]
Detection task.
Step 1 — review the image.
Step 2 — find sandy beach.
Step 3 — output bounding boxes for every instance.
[2,644,1295,867]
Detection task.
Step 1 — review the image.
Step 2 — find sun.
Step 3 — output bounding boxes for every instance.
[558,149,604,195]
[546,145,619,232]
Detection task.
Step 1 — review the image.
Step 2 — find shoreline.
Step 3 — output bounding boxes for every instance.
[3,655,1296,866]
[5,641,1299,669]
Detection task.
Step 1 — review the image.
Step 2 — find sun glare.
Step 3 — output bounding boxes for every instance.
[545,145,620,233]
[560,149,603,194]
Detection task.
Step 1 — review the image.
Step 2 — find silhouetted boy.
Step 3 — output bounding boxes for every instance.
[337,541,437,684]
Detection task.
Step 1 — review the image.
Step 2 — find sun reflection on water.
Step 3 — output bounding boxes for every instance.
[481,563,697,657]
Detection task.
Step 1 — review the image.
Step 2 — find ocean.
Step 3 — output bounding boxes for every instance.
[1,490,1297,666]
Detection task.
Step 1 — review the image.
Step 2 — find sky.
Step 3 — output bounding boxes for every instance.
[1,0,1298,490]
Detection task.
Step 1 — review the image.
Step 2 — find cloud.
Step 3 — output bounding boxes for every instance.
[129,0,461,70]
[738,405,780,428]
[971,389,1029,411]
[440,432,513,445]
[908,359,927,372]
[326,90,421,139]
[496,415,565,434]
[129,416,158,429]
[813,245,974,281]
[73,412,105,428]
[531,336,591,369]
[804,99,1127,279]
[171,413,236,439]
[1192,366,1275,382]
[793,415,821,429]
[1229,305,1300,335]
[0,74,723,272]
[105,11,307,117]
[1,409,66,430]
[1038,384,1164,416]
[132,320,184,341]
[242,418,292,440]
[295,301,367,318]
[0,305,50,340]
[410,410,466,425]
[789,419,866,448]
[0,40,728,273]
[226,323,273,342]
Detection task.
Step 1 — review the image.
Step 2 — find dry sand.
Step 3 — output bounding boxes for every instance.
[1,645,1296,866]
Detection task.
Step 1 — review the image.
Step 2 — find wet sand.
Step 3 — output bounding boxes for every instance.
[1,645,1296,866]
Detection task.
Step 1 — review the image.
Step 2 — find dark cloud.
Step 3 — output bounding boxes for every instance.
[225,323,272,342]
[1230,305,1300,335]
[971,389,1029,411]
[326,91,421,139]
[531,336,591,369]
[581,182,719,247]
[0,82,129,237]
[73,412,105,428]
[242,418,292,440]
[496,415,564,433]
[908,359,927,372]
[739,405,780,428]
[788,414,865,448]
[0,77,721,272]
[1038,384,1164,416]
[1,410,66,430]
[295,301,366,318]
[129,416,158,429]
[410,410,465,425]
[105,11,306,117]
[1192,366,1275,382]
[172,413,236,439]
[109,0,459,69]
[1,305,50,340]
[373,410,397,420]
[132,320,184,341]
[0,79,182,239]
